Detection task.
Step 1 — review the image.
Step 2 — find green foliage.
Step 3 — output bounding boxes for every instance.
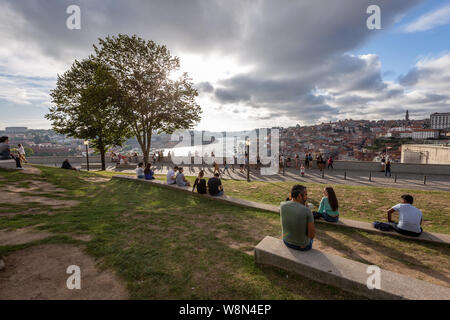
[46,58,132,169]
[24,146,34,156]
[94,34,202,162]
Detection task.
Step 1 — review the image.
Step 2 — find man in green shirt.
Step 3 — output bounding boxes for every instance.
[280,185,315,251]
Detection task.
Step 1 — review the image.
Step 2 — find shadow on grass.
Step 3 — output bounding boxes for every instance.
[346,230,450,285]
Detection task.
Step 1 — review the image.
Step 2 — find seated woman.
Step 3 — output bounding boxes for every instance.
[192,170,207,194]
[313,187,339,222]
[144,163,155,180]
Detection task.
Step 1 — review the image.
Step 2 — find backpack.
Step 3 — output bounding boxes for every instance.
[373,221,394,232]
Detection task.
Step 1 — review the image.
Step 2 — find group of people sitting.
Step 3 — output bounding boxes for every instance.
[280,185,424,251]
[166,166,225,197]
[138,163,227,197]
[136,163,156,180]
[0,136,23,169]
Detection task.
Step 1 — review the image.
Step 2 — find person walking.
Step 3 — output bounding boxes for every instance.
[385,160,392,177]
[327,156,333,169]
[381,156,386,172]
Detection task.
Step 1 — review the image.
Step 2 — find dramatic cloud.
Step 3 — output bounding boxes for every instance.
[2,0,448,131]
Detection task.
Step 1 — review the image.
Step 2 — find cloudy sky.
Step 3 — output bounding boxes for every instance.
[0,0,449,131]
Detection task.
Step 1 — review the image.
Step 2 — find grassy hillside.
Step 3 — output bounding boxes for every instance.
[1,166,449,299]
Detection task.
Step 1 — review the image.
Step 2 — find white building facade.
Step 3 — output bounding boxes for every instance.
[430,113,450,130]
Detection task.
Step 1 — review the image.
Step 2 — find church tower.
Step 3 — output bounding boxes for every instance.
[405,110,410,122]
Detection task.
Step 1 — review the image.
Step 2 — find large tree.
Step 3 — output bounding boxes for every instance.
[46,58,131,170]
[94,34,202,164]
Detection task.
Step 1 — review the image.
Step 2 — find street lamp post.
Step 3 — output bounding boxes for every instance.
[246,139,250,182]
[84,140,90,171]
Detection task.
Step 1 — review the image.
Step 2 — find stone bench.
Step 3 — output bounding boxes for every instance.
[111,175,450,245]
[81,163,110,169]
[113,175,279,212]
[255,236,450,300]
[0,159,17,169]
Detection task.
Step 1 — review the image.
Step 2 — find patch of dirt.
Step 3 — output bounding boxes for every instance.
[0,244,128,300]
[5,181,66,194]
[80,176,111,183]
[0,191,79,208]
[0,208,51,217]
[21,165,42,175]
[71,234,93,242]
[0,227,52,245]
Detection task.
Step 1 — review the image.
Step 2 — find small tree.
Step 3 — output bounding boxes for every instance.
[46,58,131,170]
[94,34,202,164]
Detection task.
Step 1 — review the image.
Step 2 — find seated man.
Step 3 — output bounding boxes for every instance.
[387,194,423,237]
[280,185,315,251]
[0,136,22,169]
[166,165,178,184]
[208,173,224,196]
[136,162,145,179]
[61,159,77,170]
[175,167,190,187]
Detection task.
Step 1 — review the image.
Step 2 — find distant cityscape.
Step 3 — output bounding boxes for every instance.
[1,111,449,163]
[279,112,450,162]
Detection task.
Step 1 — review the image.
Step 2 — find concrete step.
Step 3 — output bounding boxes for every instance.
[0,159,18,169]
[112,175,450,245]
[255,236,450,300]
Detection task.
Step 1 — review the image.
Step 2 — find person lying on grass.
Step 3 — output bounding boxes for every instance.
[312,187,339,222]
[280,185,315,251]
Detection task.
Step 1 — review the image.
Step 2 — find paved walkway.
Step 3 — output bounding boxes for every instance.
[109,164,450,191]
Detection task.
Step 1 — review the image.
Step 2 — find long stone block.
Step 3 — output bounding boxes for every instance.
[112,176,450,245]
[255,236,450,300]
[0,159,17,169]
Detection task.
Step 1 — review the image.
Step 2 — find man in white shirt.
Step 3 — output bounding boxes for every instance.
[167,165,178,184]
[387,194,423,237]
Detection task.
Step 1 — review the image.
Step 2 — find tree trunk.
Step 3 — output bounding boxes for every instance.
[143,148,150,166]
[100,147,106,171]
